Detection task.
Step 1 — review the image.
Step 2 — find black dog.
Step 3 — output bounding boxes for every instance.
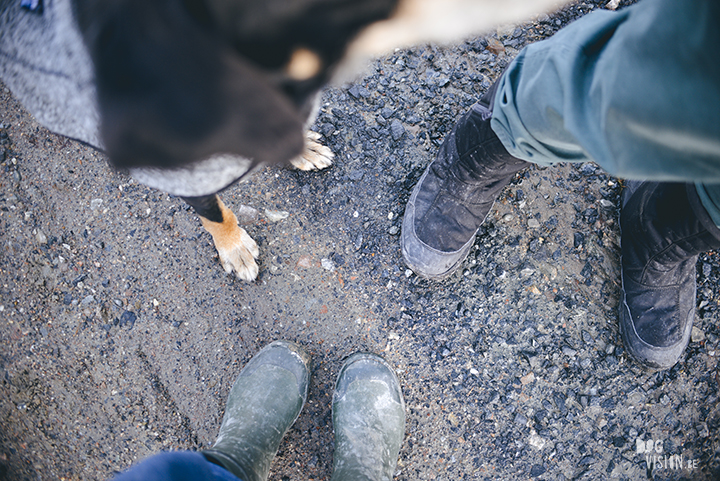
[0,0,564,280]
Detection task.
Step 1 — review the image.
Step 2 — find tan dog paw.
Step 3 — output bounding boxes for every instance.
[200,199,260,281]
[290,130,334,171]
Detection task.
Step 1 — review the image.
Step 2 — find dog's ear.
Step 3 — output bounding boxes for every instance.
[72,0,304,170]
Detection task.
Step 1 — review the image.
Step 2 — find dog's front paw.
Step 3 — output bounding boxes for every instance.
[200,200,260,281]
[215,227,259,281]
[290,130,334,171]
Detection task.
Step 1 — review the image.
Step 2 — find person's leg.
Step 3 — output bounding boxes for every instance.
[489,0,720,369]
[403,0,720,280]
[491,0,720,181]
[402,0,720,368]
[330,353,405,481]
[202,340,312,481]
[112,451,241,481]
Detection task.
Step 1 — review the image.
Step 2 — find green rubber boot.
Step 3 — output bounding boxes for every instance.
[202,340,311,481]
[331,353,406,481]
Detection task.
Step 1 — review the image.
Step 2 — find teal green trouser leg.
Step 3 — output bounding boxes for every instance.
[490,0,720,223]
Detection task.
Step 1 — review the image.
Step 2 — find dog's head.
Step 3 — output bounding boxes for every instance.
[72,0,398,172]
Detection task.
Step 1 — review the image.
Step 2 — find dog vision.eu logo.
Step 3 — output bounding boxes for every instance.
[635,438,698,472]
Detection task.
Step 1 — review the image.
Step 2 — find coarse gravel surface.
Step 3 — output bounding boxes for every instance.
[1,1,719,480]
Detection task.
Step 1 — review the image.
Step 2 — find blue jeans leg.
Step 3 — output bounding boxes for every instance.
[111,451,242,481]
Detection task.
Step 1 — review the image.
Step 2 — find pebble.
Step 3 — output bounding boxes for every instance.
[528,431,547,450]
[599,199,614,210]
[118,311,136,329]
[390,119,405,140]
[514,412,528,426]
[35,230,48,244]
[691,326,705,343]
[236,205,259,224]
[321,258,335,272]
[562,346,577,357]
[348,84,370,99]
[265,209,289,222]
[573,232,585,248]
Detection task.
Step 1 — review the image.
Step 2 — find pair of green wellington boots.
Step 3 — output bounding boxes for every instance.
[202,341,406,481]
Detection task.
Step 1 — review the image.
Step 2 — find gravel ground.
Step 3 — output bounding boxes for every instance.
[1,1,719,480]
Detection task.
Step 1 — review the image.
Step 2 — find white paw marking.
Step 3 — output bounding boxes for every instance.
[216,227,259,282]
[290,130,334,171]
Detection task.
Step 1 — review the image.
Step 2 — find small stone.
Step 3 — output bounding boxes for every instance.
[118,310,137,329]
[528,218,541,228]
[265,209,289,222]
[486,37,505,55]
[691,326,706,343]
[36,230,47,244]
[528,431,546,450]
[574,232,585,248]
[81,295,94,305]
[514,412,528,426]
[388,226,399,235]
[703,263,712,277]
[236,205,259,224]
[90,198,103,211]
[390,119,405,141]
[562,346,577,357]
[296,255,314,268]
[348,84,370,99]
[321,258,335,272]
[599,199,614,210]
